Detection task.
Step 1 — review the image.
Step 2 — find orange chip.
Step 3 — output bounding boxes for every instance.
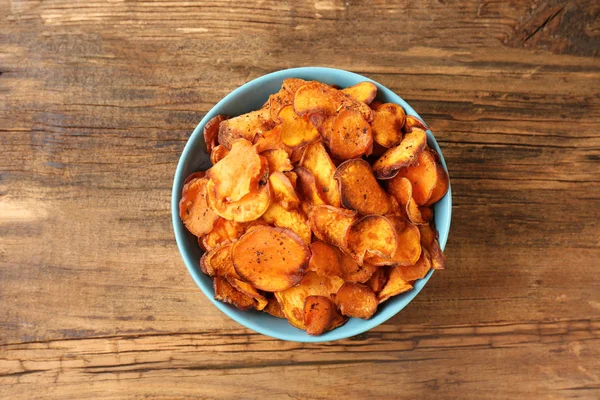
[372,128,428,179]
[204,114,229,154]
[210,145,230,165]
[341,82,377,105]
[284,171,298,189]
[213,276,256,311]
[367,267,388,294]
[294,166,327,208]
[334,158,391,215]
[253,123,284,153]
[261,148,293,173]
[371,103,406,148]
[262,202,311,245]
[425,162,450,206]
[377,267,413,304]
[278,105,320,149]
[308,241,343,278]
[218,108,276,149]
[206,178,271,222]
[304,295,334,335]
[227,277,268,311]
[395,248,432,281]
[403,115,428,133]
[179,177,219,237]
[268,78,307,120]
[334,283,378,319]
[200,242,239,279]
[300,141,341,207]
[393,150,438,206]
[309,205,357,249]
[387,176,427,225]
[345,215,397,265]
[183,171,206,185]
[201,218,246,251]
[263,297,286,318]
[419,224,446,270]
[268,171,300,210]
[367,216,421,267]
[329,108,373,160]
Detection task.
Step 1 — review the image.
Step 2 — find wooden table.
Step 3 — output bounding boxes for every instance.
[1,1,599,398]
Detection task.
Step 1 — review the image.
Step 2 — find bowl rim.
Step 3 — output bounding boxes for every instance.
[171,66,452,342]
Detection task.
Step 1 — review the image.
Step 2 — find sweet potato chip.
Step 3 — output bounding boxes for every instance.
[345,215,397,265]
[262,202,311,244]
[207,139,262,203]
[420,206,434,222]
[275,271,344,329]
[372,128,428,179]
[329,108,373,160]
[228,277,268,311]
[202,218,246,251]
[371,103,406,148]
[393,150,437,206]
[207,178,271,222]
[183,171,206,185]
[284,171,298,188]
[213,276,256,311]
[218,108,276,149]
[377,267,413,304]
[268,78,307,120]
[204,114,229,154]
[179,177,219,237]
[387,176,427,225]
[264,297,286,318]
[367,216,421,267]
[277,105,320,149]
[294,166,327,207]
[334,283,377,319]
[268,171,300,210]
[395,248,432,281]
[367,267,388,294]
[232,226,309,291]
[300,141,341,207]
[308,241,343,277]
[210,145,230,165]
[403,115,428,133]
[334,159,391,215]
[200,242,240,279]
[309,205,357,249]
[304,295,334,335]
[341,81,377,105]
[293,81,374,122]
[262,148,293,173]
[339,254,379,283]
[419,224,446,270]
[253,123,284,153]
[424,162,450,206]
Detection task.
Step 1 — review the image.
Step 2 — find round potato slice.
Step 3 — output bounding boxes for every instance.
[371,103,406,148]
[334,159,391,215]
[294,166,327,207]
[201,218,246,251]
[268,171,300,210]
[394,150,438,206]
[377,267,413,304]
[213,276,256,311]
[341,82,377,105]
[329,108,373,160]
[179,177,219,237]
[419,224,446,270]
[309,242,343,278]
[334,283,378,319]
[300,141,341,208]
[278,105,320,149]
[275,272,345,330]
[372,128,428,179]
[403,115,428,133]
[308,205,357,249]
[304,295,334,336]
[262,202,311,245]
[339,253,379,283]
[232,226,310,292]
[261,148,293,173]
[200,242,240,279]
[366,216,421,267]
[387,176,427,225]
[263,297,286,318]
[424,162,450,206]
[345,215,397,265]
[227,277,268,311]
[395,248,432,282]
[207,178,271,223]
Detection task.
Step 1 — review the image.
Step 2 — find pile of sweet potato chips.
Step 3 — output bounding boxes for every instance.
[180,79,448,335]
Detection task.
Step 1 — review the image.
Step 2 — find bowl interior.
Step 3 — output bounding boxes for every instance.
[172,67,452,342]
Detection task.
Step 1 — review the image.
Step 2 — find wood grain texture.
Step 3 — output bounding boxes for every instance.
[1,0,599,398]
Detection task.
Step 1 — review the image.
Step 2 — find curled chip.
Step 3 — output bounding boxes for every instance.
[300,141,341,207]
[395,248,432,282]
[341,81,377,104]
[334,158,391,215]
[403,115,428,133]
[393,149,438,206]
[262,148,293,173]
[264,297,286,318]
[425,161,450,206]
[304,295,335,335]
[262,202,311,245]
[367,267,388,294]
[218,108,276,149]
[372,128,428,179]
[329,109,373,160]
[228,277,268,311]
[202,218,246,251]
[275,271,344,330]
[268,78,307,120]
[268,171,300,210]
[200,242,239,278]
[213,276,257,310]
[419,224,446,270]
[345,215,397,265]
[207,178,271,222]
[377,267,413,304]
[254,123,284,153]
[284,171,298,189]
[294,166,327,212]
[309,241,378,283]
[210,145,230,165]
[184,171,206,185]
[278,105,320,149]
[232,226,310,291]
[309,205,357,249]
[179,177,219,237]
[387,176,427,225]
[366,216,421,267]
[334,283,378,319]
[371,103,405,148]
[204,114,229,154]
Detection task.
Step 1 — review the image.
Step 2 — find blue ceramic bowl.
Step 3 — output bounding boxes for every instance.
[172,67,451,342]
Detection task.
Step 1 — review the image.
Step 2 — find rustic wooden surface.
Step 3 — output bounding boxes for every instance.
[1,0,599,398]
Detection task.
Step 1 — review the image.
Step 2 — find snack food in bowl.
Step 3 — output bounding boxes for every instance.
[172,67,451,342]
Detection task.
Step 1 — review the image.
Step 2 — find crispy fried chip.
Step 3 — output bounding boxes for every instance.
[345,215,397,265]
[387,176,427,225]
[377,267,413,304]
[262,202,311,244]
[309,205,357,249]
[268,78,307,120]
[218,108,276,149]
[268,171,300,210]
[232,226,309,291]
[213,276,256,310]
[284,171,298,188]
[341,82,377,105]
[264,297,286,318]
[179,177,219,237]
[395,248,432,281]
[308,241,343,277]
[367,216,421,266]
[425,161,450,206]
[403,115,428,133]
[210,145,230,165]
[200,242,239,278]
[367,267,388,294]
[253,123,284,153]
[372,128,428,179]
[329,108,373,160]
[419,224,446,270]
[293,81,374,122]
[262,148,293,173]
[202,218,246,251]
[371,103,406,148]
[206,177,271,222]
[294,166,327,208]
[278,105,320,149]
[275,272,344,329]
[335,159,391,215]
[300,141,341,207]
[204,114,229,154]
[393,149,438,206]
[183,171,206,185]
[339,254,379,283]
[334,283,378,319]
[304,295,334,335]
[227,277,268,311]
